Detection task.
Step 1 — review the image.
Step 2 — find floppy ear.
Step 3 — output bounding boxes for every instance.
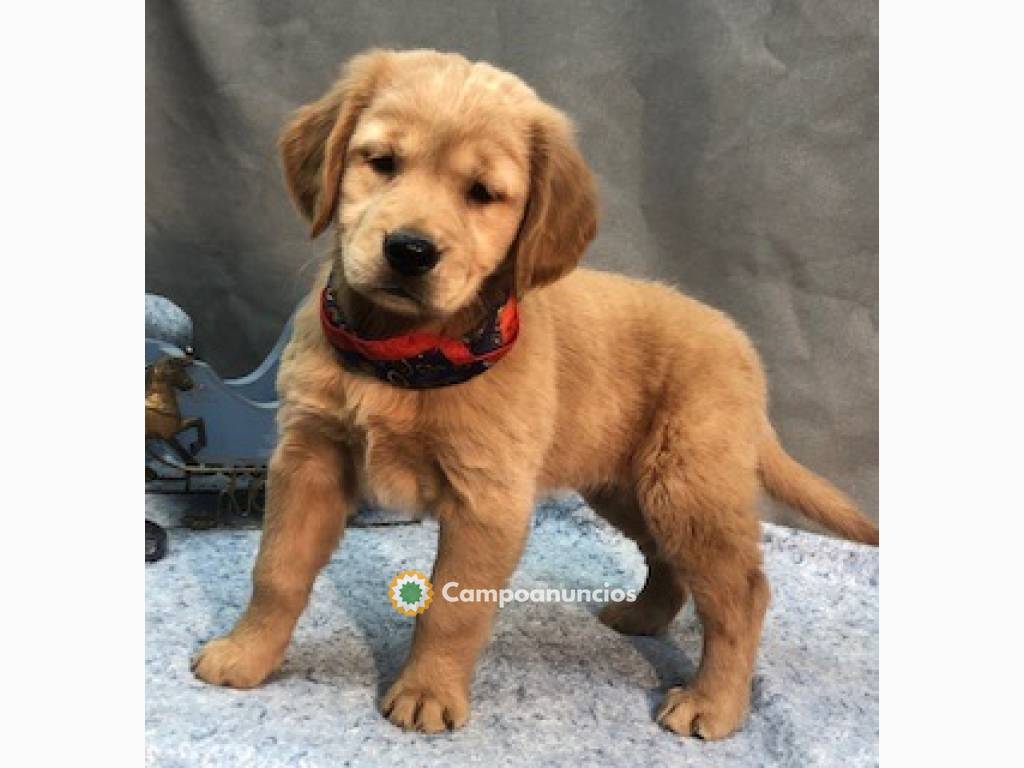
[512,106,598,296]
[278,50,393,238]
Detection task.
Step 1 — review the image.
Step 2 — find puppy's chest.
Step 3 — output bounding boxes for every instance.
[345,418,448,513]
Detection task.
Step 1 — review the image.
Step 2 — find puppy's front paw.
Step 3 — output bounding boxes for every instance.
[656,686,747,741]
[380,677,470,734]
[190,635,281,689]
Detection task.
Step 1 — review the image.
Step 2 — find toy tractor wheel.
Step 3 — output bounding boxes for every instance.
[146,520,168,562]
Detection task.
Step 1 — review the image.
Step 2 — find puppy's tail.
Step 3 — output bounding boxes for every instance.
[758,422,879,546]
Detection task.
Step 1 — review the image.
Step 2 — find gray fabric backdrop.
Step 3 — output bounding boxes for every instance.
[145,0,878,527]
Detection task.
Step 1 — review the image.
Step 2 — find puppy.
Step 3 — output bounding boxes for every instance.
[192,49,878,740]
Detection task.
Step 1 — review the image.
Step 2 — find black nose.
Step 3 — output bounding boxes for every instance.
[383,230,439,277]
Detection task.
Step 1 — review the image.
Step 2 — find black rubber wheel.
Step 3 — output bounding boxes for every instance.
[146,520,169,563]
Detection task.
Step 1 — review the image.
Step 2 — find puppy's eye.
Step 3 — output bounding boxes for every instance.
[368,155,397,175]
[467,181,495,204]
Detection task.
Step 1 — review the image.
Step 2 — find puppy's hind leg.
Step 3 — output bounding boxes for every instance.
[584,488,688,637]
[635,414,769,741]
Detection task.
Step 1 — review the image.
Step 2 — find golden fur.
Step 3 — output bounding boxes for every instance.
[192,49,878,740]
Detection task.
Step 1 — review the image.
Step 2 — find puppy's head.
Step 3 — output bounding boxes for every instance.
[280,49,597,320]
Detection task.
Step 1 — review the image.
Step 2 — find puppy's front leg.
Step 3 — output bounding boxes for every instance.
[192,423,352,688]
[382,496,531,733]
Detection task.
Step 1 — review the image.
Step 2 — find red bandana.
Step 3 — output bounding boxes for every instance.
[320,281,519,389]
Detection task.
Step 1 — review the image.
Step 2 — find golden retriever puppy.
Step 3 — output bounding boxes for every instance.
[191,48,878,740]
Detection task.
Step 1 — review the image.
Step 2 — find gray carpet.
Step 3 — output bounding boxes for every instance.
[145,496,878,767]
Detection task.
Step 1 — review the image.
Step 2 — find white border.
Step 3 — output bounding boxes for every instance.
[882,2,1024,763]
[1,4,142,765]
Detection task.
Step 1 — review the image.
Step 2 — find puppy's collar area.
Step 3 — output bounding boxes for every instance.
[320,276,519,389]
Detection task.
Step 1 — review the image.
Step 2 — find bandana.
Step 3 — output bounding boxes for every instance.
[320,278,519,389]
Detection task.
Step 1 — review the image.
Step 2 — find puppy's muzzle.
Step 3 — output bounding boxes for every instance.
[384,229,440,277]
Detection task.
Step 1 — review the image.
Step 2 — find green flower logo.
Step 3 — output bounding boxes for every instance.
[388,570,433,616]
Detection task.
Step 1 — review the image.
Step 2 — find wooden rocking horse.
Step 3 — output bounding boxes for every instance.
[145,353,207,464]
